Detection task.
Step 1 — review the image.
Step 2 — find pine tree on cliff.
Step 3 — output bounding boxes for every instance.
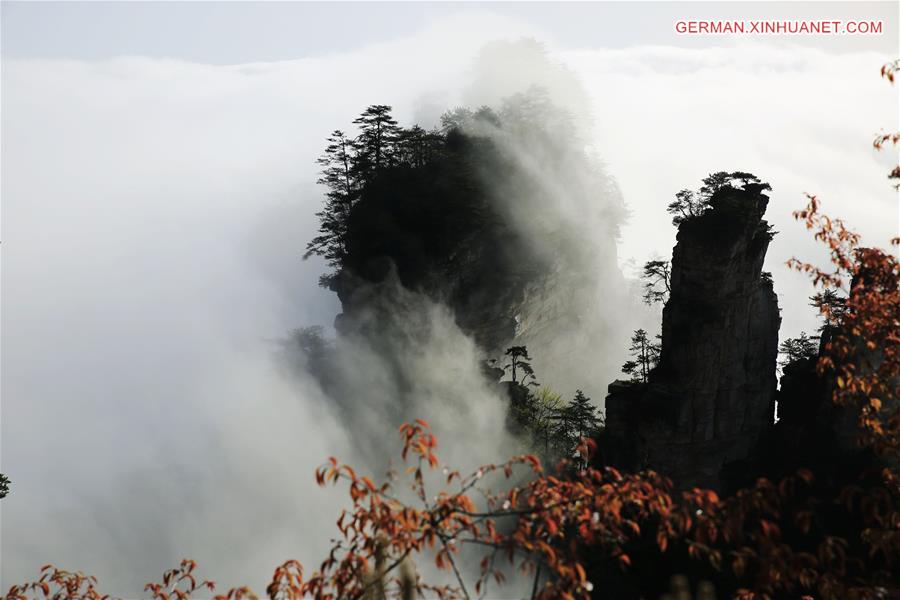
[621,329,660,383]
[697,171,733,198]
[778,332,820,369]
[304,106,405,281]
[353,104,400,179]
[504,346,538,387]
[810,289,848,332]
[641,259,671,305]
[304,130,359,267]
[666,189,706,226]
[667,171,771,226]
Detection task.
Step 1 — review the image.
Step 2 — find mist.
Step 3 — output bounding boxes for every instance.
[3,11,897,598]
[0,19,565,595]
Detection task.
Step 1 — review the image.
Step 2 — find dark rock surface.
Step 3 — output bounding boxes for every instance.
[605,184,781,490]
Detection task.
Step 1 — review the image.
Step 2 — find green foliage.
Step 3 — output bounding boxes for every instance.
[514,385,604,461]
[497,347,603,461]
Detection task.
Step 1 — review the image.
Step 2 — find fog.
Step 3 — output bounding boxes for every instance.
[2,11,897,597]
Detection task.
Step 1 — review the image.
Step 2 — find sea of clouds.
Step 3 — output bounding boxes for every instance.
[2,9,896,595]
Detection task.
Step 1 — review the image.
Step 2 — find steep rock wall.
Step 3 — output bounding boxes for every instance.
[605,184,780,490]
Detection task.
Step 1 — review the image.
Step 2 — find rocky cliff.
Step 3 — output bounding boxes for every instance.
[605,183,781,490]
[329,105,631,399]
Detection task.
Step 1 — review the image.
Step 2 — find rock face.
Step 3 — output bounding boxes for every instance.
[750,349,852,481]
[605,184,781,490]
[330,119,631,398]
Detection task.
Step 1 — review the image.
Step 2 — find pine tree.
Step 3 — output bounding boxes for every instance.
[541,390,604,463]
[666,189,705,226]
[641,259,671,305]
[504,346,538,387]
[304,130,359,267]
[555,390,601,447]
[304,106,409,285]
[621,329,660,383]
[353,105,400,179]
[395,125,445,169]
[566,390,602,441]
[667,171,771,226]
[778,332,820,369]
[810,289,847,332]
[697,171,733,199]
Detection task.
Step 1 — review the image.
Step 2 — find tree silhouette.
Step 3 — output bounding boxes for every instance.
[304,105,405,279]
[810,289,848,332]
[553,390,603,460]
[394,125,443,168]
[304,130,359,269]
[698,171,733,198]
[641,259,671,305]
[0,472,9,499]
[778,332,820,369]
[566,390,602,439]
[352,104,400,177]
[666,189,705,226]
[667,171,771,226]
[503,345,538,387]
[728,171,766,187]
[621,329,660,383]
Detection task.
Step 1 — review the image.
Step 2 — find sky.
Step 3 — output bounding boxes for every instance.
[2,2,898,61]
[2,1,898,596]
